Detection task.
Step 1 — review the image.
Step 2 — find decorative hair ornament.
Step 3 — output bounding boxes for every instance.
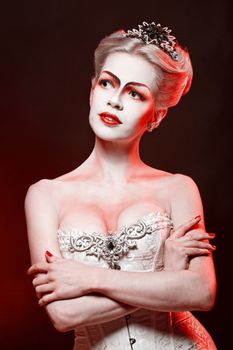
[123,21,180,61]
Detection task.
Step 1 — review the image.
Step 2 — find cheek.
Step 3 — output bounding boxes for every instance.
[90,89,100,106]
[90,88,110,111]
[134,103,154,127]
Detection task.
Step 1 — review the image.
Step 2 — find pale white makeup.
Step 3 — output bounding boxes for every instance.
[89,52,157,142]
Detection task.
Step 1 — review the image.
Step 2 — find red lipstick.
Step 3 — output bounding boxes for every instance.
[99,112,122,125]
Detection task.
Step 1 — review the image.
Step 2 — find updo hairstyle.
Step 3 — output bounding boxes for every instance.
[92,29,193,111]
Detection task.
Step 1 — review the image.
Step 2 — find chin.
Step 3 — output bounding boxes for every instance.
[90,124,132,142]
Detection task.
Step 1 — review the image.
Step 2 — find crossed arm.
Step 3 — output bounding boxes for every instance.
[25,175,216,332]
[25,180,139,331]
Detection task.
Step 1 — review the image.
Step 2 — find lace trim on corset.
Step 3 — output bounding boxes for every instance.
[57,211,173,270]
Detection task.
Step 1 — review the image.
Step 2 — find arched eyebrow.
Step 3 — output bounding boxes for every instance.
[101,70,151,92]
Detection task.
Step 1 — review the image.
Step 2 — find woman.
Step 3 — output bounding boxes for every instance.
[25,21,217,349]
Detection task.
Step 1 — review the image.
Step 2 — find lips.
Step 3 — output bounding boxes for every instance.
[99,112,122,125]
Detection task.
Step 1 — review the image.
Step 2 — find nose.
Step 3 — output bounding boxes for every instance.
[107,91,123,110]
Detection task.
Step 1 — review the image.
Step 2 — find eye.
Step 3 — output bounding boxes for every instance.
[128,89,144,100]
[99,79,114,89]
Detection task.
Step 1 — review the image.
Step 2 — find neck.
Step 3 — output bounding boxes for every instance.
[85,136,147,184]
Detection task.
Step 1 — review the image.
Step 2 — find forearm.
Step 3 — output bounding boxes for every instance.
[93,268,214,312]
[45,293,139,332]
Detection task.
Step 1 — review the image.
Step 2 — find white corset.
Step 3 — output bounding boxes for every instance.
[57,210,216,350]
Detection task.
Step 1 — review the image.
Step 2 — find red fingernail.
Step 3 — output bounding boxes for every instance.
[194,215,201,220]
[45,250,53,257]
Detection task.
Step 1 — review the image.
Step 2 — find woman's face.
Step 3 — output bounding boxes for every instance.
[89,52,157,142]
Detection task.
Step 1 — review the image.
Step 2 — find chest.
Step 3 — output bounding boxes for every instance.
[56,180,171,234]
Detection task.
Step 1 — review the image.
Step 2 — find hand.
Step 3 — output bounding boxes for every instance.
[163,216,216,271]
[27,252,96,306]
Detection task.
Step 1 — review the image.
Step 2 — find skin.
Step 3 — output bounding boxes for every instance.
[25,52,216,332]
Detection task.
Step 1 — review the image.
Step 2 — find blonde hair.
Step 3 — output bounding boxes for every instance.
[93,29,193,111]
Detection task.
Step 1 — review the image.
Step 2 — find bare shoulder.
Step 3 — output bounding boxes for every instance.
[27,174,75,194]
[167,173,200,194]
[167,173,204,228]
[25,176,78,215]
[25,179,55,200]
[24,179,60,235]
[24,178,63,213]
[151,169,199,196]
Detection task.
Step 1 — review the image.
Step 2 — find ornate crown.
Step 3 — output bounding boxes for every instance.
[123,21,180,61]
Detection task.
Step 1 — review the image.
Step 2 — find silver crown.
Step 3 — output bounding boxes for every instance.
[123,21,179,61]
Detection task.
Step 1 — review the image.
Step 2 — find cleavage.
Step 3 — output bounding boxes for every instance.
[59,201,167,234]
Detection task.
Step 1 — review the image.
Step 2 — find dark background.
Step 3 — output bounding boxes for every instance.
[0,0,232,349]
